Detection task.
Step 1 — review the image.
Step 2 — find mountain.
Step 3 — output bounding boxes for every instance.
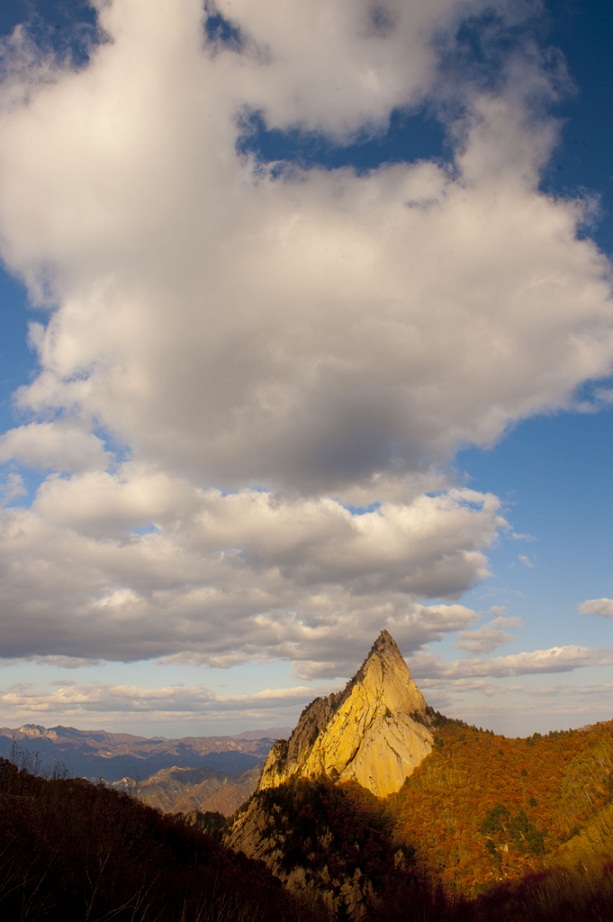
[259,629,434,797]
[3,632,612,920]
[0,723,275,783]
[115,763,261,815]
[393,718,613,895]
[226,631,613,919]
[227,629,438,917]
[0,723,281,815]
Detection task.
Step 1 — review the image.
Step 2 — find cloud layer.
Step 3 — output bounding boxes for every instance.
[3,643,611,734]
[0,466,500,672]
[0,678,320,728]
[0,0,611,679]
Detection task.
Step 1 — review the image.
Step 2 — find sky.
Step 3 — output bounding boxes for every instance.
[0,0,611,740]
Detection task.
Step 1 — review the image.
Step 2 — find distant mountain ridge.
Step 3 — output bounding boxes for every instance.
[115,763,262,816]
[0,723,286,813]
[0,723,279,782]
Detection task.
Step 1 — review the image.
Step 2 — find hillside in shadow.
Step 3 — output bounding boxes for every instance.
[0,757,319,922]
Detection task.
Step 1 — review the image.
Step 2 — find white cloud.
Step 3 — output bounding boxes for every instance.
[0,0,610,498]
[0,679,323,727]
[0,468,496,669]
[0,472,26,504]
[0,421,110,472]
[428,682,613,737]
[578,598,613,618]
[408,645,612,680]
[207,0,478,138]
[0,1,610,687]
[456,615,520,653]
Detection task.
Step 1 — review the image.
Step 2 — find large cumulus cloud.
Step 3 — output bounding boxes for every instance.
[0,0,610,674]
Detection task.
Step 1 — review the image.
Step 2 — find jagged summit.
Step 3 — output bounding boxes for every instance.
[352,629,429,714]
[259,630,434,797]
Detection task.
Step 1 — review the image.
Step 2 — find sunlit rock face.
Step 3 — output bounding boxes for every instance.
[259,630,433,797]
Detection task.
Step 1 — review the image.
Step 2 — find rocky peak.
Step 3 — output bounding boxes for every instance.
[18,724,57,740]
[259,630,434,798]
[352,629,428,713]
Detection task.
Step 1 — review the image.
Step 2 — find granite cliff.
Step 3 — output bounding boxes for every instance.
[259,629,433,798]
[226,630,435,918]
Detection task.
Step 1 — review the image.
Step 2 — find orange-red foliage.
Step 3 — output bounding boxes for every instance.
[390,719,613,895]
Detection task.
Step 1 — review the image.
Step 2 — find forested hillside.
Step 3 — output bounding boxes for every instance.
[392,717,613,895]
[227,717,613,920]
[0,757,318,922]
[2,718,612,920]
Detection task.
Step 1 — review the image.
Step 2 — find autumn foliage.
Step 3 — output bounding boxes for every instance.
[230,717,613,920]
[2,716,613,920]
[391,717,613,897]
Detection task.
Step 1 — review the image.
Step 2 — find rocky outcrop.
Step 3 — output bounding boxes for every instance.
[115,763,261,816]
[259,630,433,798]
[226,631,436,919]
[227,786,376,920]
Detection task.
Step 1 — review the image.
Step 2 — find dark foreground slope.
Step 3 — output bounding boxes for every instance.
[229,775,469,921]
[0,757,319,922]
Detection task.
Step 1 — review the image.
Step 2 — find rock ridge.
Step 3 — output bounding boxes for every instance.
[259,629,434,798]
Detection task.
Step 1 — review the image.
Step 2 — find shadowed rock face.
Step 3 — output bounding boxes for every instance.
[259,630,433,797]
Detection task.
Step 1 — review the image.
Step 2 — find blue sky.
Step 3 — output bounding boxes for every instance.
[0,0,611,738]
